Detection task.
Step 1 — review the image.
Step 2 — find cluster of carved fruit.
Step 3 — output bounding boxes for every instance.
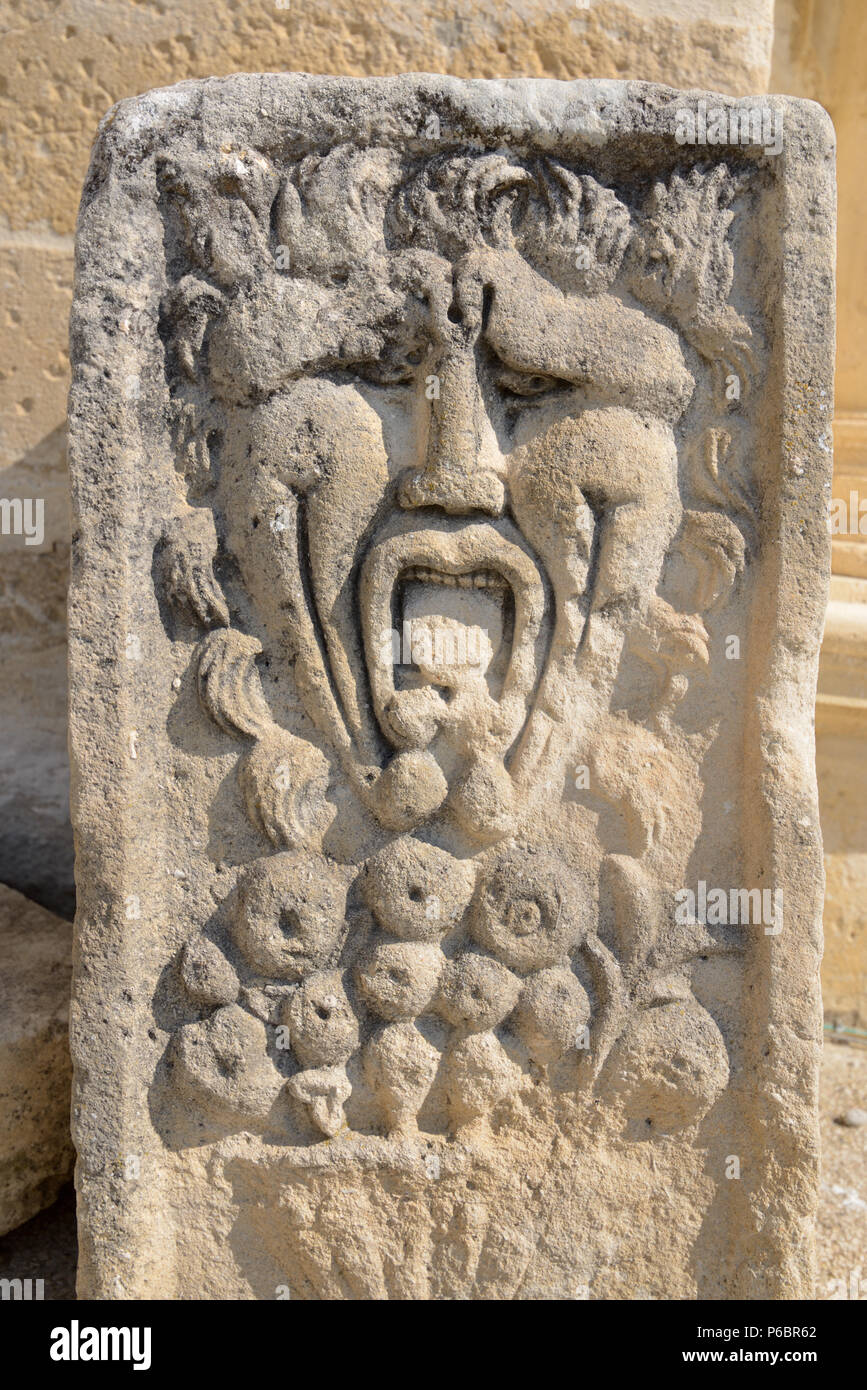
[170,837,594,1139]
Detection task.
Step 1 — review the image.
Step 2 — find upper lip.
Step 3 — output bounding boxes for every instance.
[400,565,509,592]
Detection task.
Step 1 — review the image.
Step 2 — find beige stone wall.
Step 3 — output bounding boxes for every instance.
[7,0,865,1030]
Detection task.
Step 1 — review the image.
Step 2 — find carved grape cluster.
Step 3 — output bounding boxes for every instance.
[169,837,598,1141]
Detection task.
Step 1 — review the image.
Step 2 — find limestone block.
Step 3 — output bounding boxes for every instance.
[68,75,834,1300]
[0,883,73,1236]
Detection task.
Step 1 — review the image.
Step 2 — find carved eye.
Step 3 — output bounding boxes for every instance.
[495,366,567,400]
[347,359,417,388]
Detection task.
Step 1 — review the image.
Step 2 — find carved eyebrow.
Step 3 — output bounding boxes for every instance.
[483,292,694,422]
[484,341,571,392]
[325,352,418,389]
[492,363,570,397]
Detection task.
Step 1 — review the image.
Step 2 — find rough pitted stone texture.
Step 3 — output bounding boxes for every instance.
[68,75,834,1300]
[0,883,73,1236]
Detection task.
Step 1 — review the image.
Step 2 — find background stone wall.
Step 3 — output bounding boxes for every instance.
[0,0,863,1025]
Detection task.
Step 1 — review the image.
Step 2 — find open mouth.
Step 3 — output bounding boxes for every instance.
[360,521,547,752]
[397,562,511,687]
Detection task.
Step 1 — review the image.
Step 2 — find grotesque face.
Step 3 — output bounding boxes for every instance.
[194,149,696,845]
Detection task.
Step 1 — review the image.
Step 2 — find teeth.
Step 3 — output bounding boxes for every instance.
[402,566,507,592]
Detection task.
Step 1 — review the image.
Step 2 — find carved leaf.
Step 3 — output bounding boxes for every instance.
[196,629,274,739]
[161,508,228,628]
[238,733,336,851]
[520,165,632,294]
[678,510,746,612]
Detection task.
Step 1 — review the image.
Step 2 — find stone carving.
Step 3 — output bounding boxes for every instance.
[69,77,834,1299]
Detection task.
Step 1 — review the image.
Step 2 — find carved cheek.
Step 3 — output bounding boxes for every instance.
[220,384,394,652]
[222,380,390,531]
[511,407,681,610]
[304,390,394,624]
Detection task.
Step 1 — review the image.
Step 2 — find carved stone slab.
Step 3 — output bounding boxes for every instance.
[68,76,834,1299]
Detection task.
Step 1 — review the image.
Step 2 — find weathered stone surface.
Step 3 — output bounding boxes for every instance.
[68,75,834,1299]
[0,883,73,1236]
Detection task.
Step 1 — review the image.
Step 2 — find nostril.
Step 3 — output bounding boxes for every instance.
[397,467,505,517]
[447,304,463,325]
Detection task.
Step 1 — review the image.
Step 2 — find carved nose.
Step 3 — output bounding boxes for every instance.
[398,350,505,516]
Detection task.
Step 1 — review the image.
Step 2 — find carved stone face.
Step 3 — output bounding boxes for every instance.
[162,144,754,863]
[216,236,693,841]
